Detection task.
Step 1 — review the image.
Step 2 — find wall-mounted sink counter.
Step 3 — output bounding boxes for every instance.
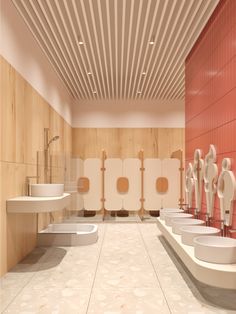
[156,217,236,289]
[7,193,71,213]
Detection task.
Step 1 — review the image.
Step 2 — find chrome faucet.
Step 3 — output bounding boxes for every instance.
[204,212,211,226]
[209,218,226,236]
[193,208,199,219]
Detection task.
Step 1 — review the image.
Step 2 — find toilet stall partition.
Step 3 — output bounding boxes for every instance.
[143,158,180,211]
[83,159,102,211]
[104,158,141,211]
[70,151,182,215]
[70,158,103,212]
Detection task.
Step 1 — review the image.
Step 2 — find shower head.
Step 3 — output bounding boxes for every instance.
[47,135,60,147]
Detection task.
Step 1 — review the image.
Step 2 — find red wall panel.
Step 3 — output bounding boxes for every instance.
[185,0,236,235]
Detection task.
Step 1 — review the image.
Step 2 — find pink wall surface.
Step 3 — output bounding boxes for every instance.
[185,0,236,234]
[72,99,184,128]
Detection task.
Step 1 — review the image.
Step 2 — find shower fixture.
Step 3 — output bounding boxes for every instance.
[44,128,60,183]
[44,128,59,150]
[47,135,60,148]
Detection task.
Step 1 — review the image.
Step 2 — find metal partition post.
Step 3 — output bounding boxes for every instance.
[101,150,107,220]
[138,150,145,220]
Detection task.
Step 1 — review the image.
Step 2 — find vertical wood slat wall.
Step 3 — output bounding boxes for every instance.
[185,0,236,231]
[0,56,72,276]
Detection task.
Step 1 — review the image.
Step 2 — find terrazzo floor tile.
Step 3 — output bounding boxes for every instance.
[87,287,171,314]
[139,223,236,314]
[1,222,235,314]
[0,272,35,312]
[3,286,90,314]
[162,285,235,314]
[94,268,159,289]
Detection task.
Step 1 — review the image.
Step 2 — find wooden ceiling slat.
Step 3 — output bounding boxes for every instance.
[12,0,219,101]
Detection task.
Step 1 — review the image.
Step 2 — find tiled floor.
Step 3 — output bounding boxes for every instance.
[0,223,235,314]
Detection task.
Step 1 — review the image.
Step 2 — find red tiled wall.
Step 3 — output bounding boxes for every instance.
[185,0,236,233]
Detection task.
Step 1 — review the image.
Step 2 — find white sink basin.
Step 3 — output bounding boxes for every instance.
[194,236,236,264]
[7,193,71,213]
[159,208,184,220]
[171,218,205,235]
[164,213,193,226]
[31,184,64,197]
[181,226,221,246]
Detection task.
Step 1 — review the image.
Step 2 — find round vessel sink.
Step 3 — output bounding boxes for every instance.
[181,226,220,246]
[31,184,64,197]
[164,213,193,226]
[159,208,184,220]
[194,236,236,264]
[171,218,205,235]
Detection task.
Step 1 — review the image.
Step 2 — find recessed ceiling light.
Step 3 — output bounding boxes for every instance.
[149,36,155,45]
[77,35,84,45]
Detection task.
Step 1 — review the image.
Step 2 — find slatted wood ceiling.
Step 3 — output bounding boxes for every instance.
[12,0,219,100]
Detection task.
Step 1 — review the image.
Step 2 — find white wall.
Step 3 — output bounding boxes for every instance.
[0,0,72,125]
[71,99,185,128]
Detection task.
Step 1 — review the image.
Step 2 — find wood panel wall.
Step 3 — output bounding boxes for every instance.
[185,0,236,231]
[72,128,184,159]
[0,57,184,277]
[0,56,72,276]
